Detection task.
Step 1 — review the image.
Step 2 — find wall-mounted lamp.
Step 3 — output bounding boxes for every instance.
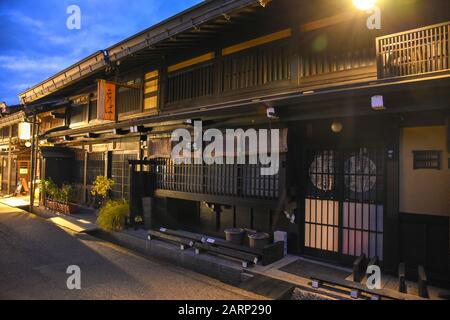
[371,95,385,111]
[353,0,377,11]
[331,121,343,133]
[266,107,279,119]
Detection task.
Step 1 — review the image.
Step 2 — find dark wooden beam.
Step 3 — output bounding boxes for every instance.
[85,132,99,139]
[51,112,66,119]
[299,11,355,32]
[112,128,130,135]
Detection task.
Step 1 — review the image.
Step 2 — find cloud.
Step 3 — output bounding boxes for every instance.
[2,10,45,29]
[0,0,203,105]
[0,55,71,73]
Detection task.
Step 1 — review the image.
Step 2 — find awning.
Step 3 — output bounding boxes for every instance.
[40,147,74,159]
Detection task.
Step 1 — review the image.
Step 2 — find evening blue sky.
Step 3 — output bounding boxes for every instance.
[0,0,202,105]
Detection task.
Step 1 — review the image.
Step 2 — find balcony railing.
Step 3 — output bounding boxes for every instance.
[147,158,281,201]
[377,22,450,79]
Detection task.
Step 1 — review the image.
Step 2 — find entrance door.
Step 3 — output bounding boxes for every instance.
[17,161,30,193]
[303,146,385,264]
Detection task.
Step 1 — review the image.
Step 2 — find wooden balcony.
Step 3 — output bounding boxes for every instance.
[161,22,450,112]
[377,22,450,79]
[161,31,379,111]
[139,158,283,208]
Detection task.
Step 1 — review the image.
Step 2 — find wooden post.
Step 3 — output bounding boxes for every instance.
[129,162,135,227]
[418,265,429,298]
[83,146,88,205]
[7,125,12,195]
[447,116,450,283]
[30,112,37,212]
[384,123,401,274]
[398,262,407,293]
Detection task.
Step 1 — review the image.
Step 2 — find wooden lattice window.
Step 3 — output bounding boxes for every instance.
[413,150,441,170]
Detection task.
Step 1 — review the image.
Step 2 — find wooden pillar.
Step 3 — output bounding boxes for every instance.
[83,145,88,205]
[104,151,109,177]
[128,162,136,226]
[447,116,450,281]
[383,122,401,274]
[7,125,12,195]
[30,113,37,211]
[159,57,167,111]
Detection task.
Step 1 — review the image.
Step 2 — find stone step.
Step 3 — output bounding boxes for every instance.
[239,274,295,300]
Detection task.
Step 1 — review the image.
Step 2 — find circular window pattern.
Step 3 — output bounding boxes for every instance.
[344,155,377,194]
[309,152,335,192]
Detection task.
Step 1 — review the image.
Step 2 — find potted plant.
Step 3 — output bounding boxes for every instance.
[41,178,57,211]
[96,200,130,232]
[91,176,115,209]
[39,179,77,215]
[60,184,74,215]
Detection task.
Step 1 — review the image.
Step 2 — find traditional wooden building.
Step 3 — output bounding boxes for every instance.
[0,103,32,196]
[18,0,449,285]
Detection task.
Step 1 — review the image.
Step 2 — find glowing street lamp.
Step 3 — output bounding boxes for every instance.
[353,0,377,11]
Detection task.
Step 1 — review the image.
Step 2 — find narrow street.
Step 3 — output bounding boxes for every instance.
[0,203,261,300]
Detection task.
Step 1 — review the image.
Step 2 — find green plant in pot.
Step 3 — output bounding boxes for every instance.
[60,184,73,204]
[91,176,115,208]
[60,184,74,214]
[40,178,57,208]
[97,200,130,232]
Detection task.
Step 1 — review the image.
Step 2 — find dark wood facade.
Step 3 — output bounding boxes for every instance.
[19,0,450,285]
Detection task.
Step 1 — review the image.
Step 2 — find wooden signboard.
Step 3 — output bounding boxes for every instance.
[97,80,116,121]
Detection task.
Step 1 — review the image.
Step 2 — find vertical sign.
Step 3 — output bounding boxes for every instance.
[97,80,116,121]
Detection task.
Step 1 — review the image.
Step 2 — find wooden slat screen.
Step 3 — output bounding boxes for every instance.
[221,44,291,92]
[144,70,159,111]
[147,158,280,201]
[377,22,450,78]
[300,31,375,78]
[118,86,141,115]
[165,63,214,104]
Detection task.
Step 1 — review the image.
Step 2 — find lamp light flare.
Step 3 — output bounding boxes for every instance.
[331,121,343,133]
[352,0,377,11]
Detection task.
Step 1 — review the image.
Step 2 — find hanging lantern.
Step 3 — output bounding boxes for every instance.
[18,122,31,140]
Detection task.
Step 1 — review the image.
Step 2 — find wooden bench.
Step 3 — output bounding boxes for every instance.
[311,273,380,300]
[148,230,194,250]
[157,227,285,266]
[311,269,428,301]
[157,228,205,242]
[194,242,259,268]
[200,237,285,266]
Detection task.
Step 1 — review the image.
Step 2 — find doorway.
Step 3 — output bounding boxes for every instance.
[302,145,385,265]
